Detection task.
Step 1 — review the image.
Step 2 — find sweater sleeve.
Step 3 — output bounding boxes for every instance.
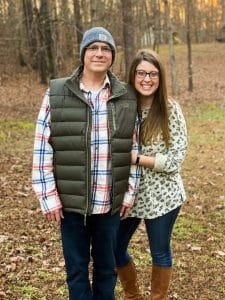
[153,101,188,173]
[32,89,62,214]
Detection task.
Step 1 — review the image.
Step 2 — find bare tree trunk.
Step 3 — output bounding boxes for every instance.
[186,0,193,92]
[121,0,135,80]
[152,0,160,52]
[141,1,153,49]
[18,25,27,67]
[60,0,74,57]
[22,0,38,69]
[90,0,99,25]
[221,0,225,24]
[164,0,178,96]
[73,0,83,64]
[34,5,48,84]
[39,0,58,79]
[191,1,200,43]
[7,0,22,66]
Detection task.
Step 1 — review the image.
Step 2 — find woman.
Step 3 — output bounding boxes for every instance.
[116,50,188,300]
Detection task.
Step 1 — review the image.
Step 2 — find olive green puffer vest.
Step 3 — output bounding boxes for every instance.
[49,68,137,215]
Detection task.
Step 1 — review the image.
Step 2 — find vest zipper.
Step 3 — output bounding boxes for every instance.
[111,103,116,131]
[85,107,91,219]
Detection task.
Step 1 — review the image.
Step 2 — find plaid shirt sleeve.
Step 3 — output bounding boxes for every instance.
[122,115,141,207]
[32,89,62,214]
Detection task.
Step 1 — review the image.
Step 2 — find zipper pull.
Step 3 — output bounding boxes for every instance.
[84,213,87,226]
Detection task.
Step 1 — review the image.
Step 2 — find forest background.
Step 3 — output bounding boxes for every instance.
[0,0,225,299]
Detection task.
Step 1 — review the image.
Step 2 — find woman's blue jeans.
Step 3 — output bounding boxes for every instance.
[116,206,181,268]
[61,211,120,300]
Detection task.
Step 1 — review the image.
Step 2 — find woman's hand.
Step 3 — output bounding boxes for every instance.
[120,205,131,220]
[131,151,138,165]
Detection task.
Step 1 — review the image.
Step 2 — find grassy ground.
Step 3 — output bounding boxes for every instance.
[0,43,225,299]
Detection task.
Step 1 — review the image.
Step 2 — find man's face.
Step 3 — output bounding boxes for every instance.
[83,42,113,74]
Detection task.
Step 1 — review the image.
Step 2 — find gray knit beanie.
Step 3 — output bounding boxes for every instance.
[80,27,116,65]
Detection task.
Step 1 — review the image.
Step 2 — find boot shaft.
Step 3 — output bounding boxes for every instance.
[150,265,172,300]
[117,260,142,300]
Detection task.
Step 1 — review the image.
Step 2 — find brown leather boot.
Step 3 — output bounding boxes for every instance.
[117,260,142,299]
[150,265,172,300]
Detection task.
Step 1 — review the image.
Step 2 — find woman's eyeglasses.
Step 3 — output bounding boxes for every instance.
[135,70,159,79]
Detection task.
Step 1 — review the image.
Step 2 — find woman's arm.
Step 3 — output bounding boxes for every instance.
[132,101,188,173]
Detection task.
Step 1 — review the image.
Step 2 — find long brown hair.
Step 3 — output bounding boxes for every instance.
[128,50,169,147]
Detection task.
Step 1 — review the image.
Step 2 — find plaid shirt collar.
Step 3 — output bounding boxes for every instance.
[79,74,110,93]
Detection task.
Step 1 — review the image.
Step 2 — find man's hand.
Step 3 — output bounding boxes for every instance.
[45,208,64,223]
[120,205,131,220]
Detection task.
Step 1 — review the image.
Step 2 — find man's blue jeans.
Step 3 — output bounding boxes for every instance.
[116,206,181,268]
[61,211,120,300]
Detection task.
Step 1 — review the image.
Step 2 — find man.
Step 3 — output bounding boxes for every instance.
[32,27,140,300]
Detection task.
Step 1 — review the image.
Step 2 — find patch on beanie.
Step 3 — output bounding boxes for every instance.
[99,33,107,41]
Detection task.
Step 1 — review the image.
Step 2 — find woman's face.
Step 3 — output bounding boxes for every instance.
[134,60,159,98]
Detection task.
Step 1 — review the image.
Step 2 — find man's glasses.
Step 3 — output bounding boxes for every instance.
[86,45,112,54]
[135,70,159,79]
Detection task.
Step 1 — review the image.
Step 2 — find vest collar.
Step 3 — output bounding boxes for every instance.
[64,66,127,100]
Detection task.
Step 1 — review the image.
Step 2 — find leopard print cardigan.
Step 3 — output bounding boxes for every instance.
[129,100,188,219]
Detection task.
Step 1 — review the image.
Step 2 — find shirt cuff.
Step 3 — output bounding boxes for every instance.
[122,192,136,208]
[40,193,62,214]
[153,153,167,172]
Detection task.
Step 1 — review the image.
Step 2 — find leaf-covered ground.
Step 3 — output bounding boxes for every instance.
[0,43,225,299]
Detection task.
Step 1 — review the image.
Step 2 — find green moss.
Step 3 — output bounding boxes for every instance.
[0,131,6,141]
[56,285,68,296]
[185,103,225,145]
[195,104,225,121]
[173,216,208,239]
[9,284,41,299]
[0,120,35,147]
[37,270,53,281]
[188,131,223,144]
[0,120,35,130]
